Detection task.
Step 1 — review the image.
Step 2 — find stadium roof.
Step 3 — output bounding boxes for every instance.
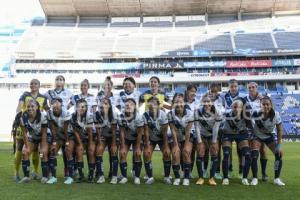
[40,0,300,17]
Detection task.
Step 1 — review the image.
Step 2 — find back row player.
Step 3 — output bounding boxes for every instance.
[12,75,285,186]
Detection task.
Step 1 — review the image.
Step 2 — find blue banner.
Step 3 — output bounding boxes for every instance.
[184,61,226,68]
[272,59,293,67]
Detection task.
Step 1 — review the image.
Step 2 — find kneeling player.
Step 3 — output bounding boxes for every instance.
[143,96,172,185]
[250,96,285,186]
[194,95,222,186]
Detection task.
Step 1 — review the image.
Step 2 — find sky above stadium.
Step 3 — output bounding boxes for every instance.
[0,0,44,26]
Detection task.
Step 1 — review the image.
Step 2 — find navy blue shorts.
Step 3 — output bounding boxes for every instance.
[222,132,249,144]
[251,135,275,145]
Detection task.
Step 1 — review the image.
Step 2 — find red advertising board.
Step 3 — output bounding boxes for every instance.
[226,60,272,68]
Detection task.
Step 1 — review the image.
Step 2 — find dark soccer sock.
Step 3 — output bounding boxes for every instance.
[204,150,209,171]
[238,147,243,174]
[49,156,57,178]
[112,156,119,177]
[134,161,142,178]
[77,161,84,179]
[222,146,231,179]
[108,150,112,178]
[41,160,48,178]
[88,163,95,181]
[163,160,171,177]
[216,151,221,173]
[210,156,218,178]
[62,145,68,170]
[172,164,181,179]
[120,162,128,178]
[183,163,191,179]
[144,161,153,178]
[274,152,282,179]
[67,159,74,177]
[251,150,259,178]
[96,156,104,177]
[196,156,204,178]
[22,160,30,177]
[260,158,268,176]
[242,147,251,179]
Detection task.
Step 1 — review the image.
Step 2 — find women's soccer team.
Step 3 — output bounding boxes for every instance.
[11,75,285,186]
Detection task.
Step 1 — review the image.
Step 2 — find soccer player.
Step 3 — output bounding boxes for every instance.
[117,77,140,111]
[168,93,194,186]
[68,79,97,113]
[94,98,119,184]
[184,85,200,178]
[18,99,49,184]
[44,75,73,111]
[139,76,171,111]
[245,82,269,181]
[221,98,252,185]
[46,97,71,184]
[118,98,144,184]
[220,79,246,178]
[64,99,95,184]
[44,75,73,178]
[97,76,119,108]
[143,96,172,185]
[250,96,285,186]
[14,79,48,182]
[194,95,222,186]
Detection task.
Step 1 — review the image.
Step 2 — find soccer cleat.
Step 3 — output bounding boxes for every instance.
[274,178,285,186]
[134,177,141,185]
[262,174,269,182]
[13,175,20,183]
[222,178,229,185]
[64,177,74,185]
[40,177,48,184]
[214,173,223,180]
[31,172,40,180]
[208,178,217,186]
[145,177,155,185]
[182,179,190,186]
[110,176,118,184]
[242,178,250,186]
[96,176,105,184]
[18,177,30,184]
[46,177,57,184]
[203,170,209,179]
[250,178,258,186]
[173,178,181,186]
[144,175,149,180]
[119,177,128,184]
[196,178,205,185]
[163,177,172,185]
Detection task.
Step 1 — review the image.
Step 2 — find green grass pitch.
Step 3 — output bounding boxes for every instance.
[0,142,299,200]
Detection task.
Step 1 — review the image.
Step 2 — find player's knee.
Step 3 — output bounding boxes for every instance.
[222,146,231,160]
[251,149,259,160]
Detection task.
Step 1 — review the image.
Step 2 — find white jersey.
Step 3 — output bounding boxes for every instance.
[143,110,168,142]
[194,107,223,137]
[94,110,118,138]
[185,99,200,112]
[117,90,140,111]
[252,110,282,139]
[20,111,48,140]
[220,91,246,111]
[96,90,119,108]
[47,109,72,139]
[69,111,94,139]
[244,94,262,112]
[222,110,251,135]
[118,112,144,141]
[167,108,194,142]
[70,93,97,113]
[44,88,73,110]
